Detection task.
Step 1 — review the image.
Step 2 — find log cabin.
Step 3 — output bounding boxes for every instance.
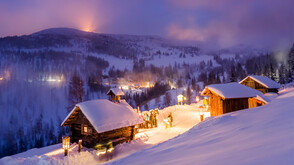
[239,75,280,94]
[61,90,143,148]
[201,82,269,116]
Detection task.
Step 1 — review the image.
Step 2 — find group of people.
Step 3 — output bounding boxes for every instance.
[139,108,174,129]
[140,109,159,129]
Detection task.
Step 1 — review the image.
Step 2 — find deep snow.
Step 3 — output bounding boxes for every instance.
[2,88,293,165]
[110,87,294,165]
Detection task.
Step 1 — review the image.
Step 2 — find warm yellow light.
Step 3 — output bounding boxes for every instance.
[84,27,92,32]
[196,96,200,102]
[0,77,3,81]
[177,94,184,102]
[62,136,70,150]
[107,147,114,152]
[96,148,107,156]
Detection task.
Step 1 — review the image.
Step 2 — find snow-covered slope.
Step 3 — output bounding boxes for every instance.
[110,87,294,165]
[3,88,294,164]
[0,103,208,164]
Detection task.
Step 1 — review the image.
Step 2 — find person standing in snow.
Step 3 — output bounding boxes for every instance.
[168,112,173,127]
[145,112,150,128]
[154,109,159,127]
[150,110,154,128]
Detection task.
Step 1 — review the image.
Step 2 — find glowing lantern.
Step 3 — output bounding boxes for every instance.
[62,136,70,156]
[196,96,200,103]
[177,94,184,105]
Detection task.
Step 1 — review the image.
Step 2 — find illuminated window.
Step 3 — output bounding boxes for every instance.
[82,124,88,134]
[82,124,92,135]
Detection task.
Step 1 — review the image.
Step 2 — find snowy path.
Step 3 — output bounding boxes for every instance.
[0,104,208,165]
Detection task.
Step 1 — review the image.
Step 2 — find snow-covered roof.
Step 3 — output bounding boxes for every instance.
[240,75,281,89]
[254,95,271,104]
[61,99,143,133]
[107,88,125,96]
[201,82,264,99]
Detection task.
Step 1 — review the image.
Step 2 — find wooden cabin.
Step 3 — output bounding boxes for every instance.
[107,88,124,103]
[61,99,143,148]
[239,75,280,94]
[201,82,268,116]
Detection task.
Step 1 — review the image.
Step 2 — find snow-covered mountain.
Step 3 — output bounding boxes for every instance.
[0,28,266,70]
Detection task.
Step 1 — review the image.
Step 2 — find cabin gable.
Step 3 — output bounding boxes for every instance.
[202,88,266,116]
[63,106,138,148]
[68,109,100,147]
[240,77,269,94]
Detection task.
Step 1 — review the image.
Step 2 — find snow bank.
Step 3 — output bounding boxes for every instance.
[109,88,294,165]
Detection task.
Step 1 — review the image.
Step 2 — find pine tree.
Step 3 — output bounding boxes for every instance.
[164,92,171,106]
[68,72,84,112]
[191,77,196,90]
[279,62,286,84]
[230,64,237,82]
[186,85,192,104]
[288,44,294,81]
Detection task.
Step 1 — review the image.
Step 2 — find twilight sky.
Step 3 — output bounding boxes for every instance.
[0,0,294,48]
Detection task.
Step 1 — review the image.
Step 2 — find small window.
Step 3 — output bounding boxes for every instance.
[82,124,92,135]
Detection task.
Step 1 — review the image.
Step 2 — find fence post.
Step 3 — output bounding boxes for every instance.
[78,139,82,152]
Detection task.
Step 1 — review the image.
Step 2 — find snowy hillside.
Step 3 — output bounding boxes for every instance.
[109,87,294,165]
[0,28,266,70]
[2,88,294,164]
[0,103,209,164]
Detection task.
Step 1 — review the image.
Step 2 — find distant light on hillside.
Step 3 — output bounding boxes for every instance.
[44,75,65,83]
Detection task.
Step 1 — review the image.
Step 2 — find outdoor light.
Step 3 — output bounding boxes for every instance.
[177,94,184,105]
[196,96,200,103]
[62,136,70,156]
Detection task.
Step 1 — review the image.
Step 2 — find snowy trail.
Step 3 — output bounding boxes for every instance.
[0,104,208,165]
[102,104,209,163]
[137,105,209,144]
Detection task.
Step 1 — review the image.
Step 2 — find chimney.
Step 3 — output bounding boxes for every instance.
[107,88,124,103]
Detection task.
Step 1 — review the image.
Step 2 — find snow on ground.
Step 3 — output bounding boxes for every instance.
[0,103,208,165]
[109,87,294,165]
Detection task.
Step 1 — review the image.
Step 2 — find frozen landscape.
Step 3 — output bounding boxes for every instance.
[0,103,210,164]
[1,0,294,164]
[1,87,294,165]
